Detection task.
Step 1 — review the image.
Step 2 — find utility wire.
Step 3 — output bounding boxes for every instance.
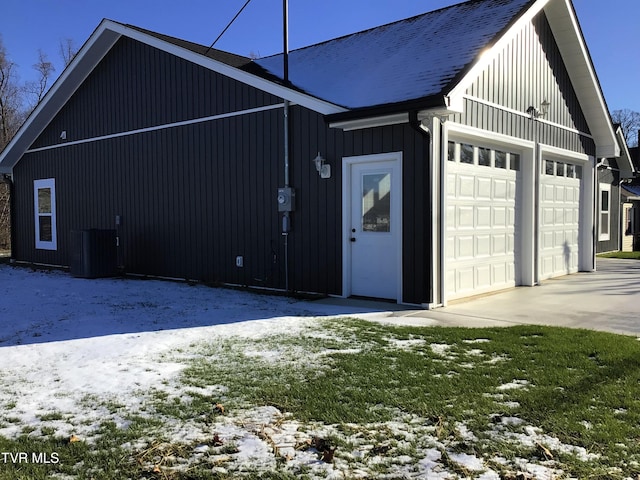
[205,0,253,55]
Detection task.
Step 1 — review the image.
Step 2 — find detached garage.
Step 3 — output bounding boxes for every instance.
[0,0,622,307]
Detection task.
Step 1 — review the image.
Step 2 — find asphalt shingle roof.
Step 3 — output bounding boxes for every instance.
[254,0,534,109]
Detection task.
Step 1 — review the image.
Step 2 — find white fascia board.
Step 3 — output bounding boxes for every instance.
[0,19,346,173]
[329,113,408,131]
[445,0,551,109]
[115,23,346,116]
[0,19,121,172]
[544,0,618,158]
[445,0,618,159]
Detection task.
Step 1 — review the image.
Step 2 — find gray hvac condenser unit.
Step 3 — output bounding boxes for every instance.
[70,229,118,278]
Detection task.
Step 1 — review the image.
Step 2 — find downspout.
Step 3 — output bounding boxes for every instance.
[282,0,291,292]
[409,112,436,306]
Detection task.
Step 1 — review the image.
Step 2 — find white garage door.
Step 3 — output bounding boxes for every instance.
[539,159,582,279]
[446,143,521,301]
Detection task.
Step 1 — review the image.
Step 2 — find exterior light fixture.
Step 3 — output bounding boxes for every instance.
[526,100,550,120]
[540,99,550,117]
[313,152,331,179]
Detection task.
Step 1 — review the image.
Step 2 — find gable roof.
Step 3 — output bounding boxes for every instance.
[255,0,534,110]
[614,125,635,179]
[0,0,619,171]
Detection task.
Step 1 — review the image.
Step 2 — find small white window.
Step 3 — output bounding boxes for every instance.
[34,178,57,250]
[599,183,610,242]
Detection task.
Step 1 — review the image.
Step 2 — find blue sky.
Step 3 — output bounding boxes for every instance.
[1,0,638,113]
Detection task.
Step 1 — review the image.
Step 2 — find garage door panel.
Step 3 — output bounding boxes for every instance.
[492,234,507,254]
[476,265,492,288]
[476,235,491,256]
[459,176,475,197]
[446,157,520,300]
[477,206,491,227]
[477,177,492,198]
[493,178,508,199]
[458,206,474,228]
[457,235,474,259]
[539,159,581,279]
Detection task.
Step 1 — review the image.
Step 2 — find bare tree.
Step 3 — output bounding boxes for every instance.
[23,49,55,108]
[59,38,78,67]
[612,109,640,147]
[0,38,24,151]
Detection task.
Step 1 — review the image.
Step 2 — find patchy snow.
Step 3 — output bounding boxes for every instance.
[0,265,602,478]
[497,379,531,391]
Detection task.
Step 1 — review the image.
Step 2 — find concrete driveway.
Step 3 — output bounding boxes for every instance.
[334,258,640,336]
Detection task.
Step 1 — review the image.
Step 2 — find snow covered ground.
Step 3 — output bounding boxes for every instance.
[0,264,606,478]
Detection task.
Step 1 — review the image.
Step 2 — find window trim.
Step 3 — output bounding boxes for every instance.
[598,183,611,242]
[34,178,57,250]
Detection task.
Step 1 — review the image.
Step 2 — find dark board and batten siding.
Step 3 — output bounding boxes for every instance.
[14,36,433,305]
[31,37,282,149]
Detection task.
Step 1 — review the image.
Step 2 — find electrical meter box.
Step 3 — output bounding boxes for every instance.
[277,187,295,212]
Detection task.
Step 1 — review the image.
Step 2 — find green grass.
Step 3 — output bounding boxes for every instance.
[2,319,640,478]
[598,250,640,259]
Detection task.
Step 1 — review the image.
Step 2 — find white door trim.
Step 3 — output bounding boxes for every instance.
[342,152,403,302]
[443,122,535,304]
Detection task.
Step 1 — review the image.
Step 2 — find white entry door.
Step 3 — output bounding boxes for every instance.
[344,154,401,301]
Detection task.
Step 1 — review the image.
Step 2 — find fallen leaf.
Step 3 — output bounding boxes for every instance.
[536,441,553,460]
[212,433,223,447]
[69,435,81,443]
[152,465,161,473]
[215,403,225,414]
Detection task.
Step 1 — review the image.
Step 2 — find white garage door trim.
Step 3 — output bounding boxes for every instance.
[538,144,592,279]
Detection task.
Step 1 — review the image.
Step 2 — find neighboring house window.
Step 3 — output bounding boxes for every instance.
[599,183,610,241]
[34,178,57,250]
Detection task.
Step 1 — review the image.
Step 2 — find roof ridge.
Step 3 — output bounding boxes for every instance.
[123,23,252,67]
[257,0,529,60]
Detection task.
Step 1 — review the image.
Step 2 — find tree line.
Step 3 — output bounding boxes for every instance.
[0,37,77,151]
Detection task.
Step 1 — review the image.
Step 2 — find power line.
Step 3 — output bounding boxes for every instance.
[205,0,253,56]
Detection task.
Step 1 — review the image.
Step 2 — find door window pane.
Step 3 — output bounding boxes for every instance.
[495,151,507,169]
[545,160,555,175]
[39,217,52,242]
[460,144,474,164]
[362,173,391,232]
[510,153,520,171]
[478,147,491,166]
[38,188,51,213]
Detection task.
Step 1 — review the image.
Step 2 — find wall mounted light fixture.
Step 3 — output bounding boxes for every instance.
[526,99,550,119]
[60,131,67,140]
[313,152,331,179]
